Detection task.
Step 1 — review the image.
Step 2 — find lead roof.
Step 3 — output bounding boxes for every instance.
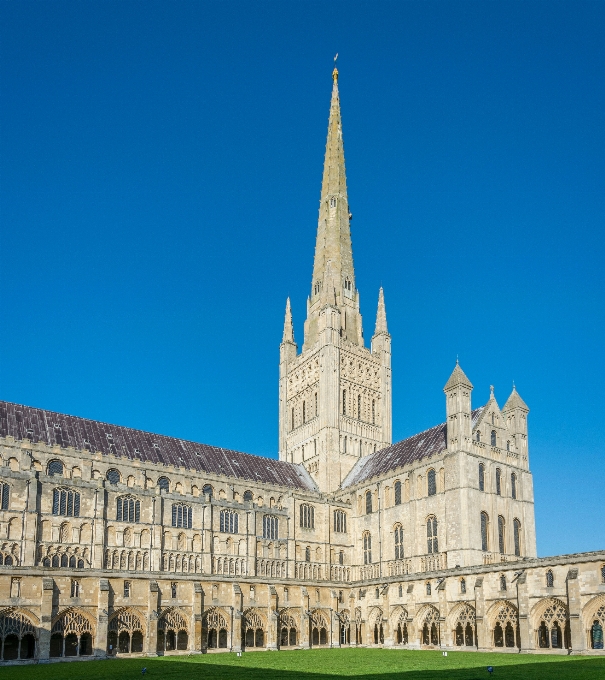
[341,407,485,488]
[0,400,317,492]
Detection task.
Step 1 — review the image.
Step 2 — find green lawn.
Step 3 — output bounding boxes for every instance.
[1,649,604,680]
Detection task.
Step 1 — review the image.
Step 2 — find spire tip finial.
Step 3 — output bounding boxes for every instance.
[332,53,339,81]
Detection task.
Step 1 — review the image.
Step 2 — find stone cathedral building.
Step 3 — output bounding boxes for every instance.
[0,68,603,664]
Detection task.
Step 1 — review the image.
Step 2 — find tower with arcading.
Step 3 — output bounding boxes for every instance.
[278,67,392,493]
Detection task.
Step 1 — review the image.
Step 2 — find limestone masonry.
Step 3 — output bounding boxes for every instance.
[0,68,603,663]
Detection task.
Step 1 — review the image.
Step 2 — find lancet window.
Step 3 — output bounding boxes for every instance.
[394,524,404,560]
[481,512,489,552]
[426,516,438,554]
[333,510,347,533]
[498,515,506,554]
[479,463,485,491]
[263,515,279,540]
[394,480,401,505]
[511,473,517,499]
[363,532,372,565]
[365,491,373,515]
[513,519,522,556]
[427,469,437,496]
[0,483,9,510]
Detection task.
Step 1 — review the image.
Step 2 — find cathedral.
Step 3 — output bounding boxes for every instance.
[0,67,603,663]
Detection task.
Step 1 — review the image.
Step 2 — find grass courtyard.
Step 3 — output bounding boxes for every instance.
[1,649,604,680]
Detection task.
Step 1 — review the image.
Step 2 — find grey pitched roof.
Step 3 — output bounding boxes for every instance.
[502,387,529,412]
[0,400,316,492]
[341,407,484,488]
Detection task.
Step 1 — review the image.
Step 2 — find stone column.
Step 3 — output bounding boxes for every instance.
[517,572,533,651]
[193,583,203,652]
[37,577,54,661]
[438,581,449,647]
[147,580,160,655]
[267,586,278,649]
[474,577,488,650]
[95,578,110,658]
[566,569,584,652]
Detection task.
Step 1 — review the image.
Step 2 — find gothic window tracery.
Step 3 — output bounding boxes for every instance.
[300,504,315,529]
[219,510,239,534]
[452,603,476,647]
[426,516,438,554]
[333,510,346,533]
[50,609,94,658]
[263,515,278,539]
[0,609,36,660]
[158,608,189,652]
[172,504,192,529]
[53,488,80,517]
[363,532,372,564]
[203,608,228,649]
[535,599,570,649]
[243,609,266,648]
[492,601,519,648]
[117,496,140,523]
[481,512,489,552]
[108,608,144,654]
[394,524,404,560]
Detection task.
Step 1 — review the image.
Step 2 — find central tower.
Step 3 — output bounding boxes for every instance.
[279,68,392,493]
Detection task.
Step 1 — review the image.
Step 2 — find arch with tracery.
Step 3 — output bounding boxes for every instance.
[583,594,605,650]
[108,607,145,655]
[310,609,329,646]
[390,606,409,645]
[203,607,229,650]
[338,608,351,645]
[242,608,266,648]
[368,606,384,645]
[449,602,476,647]
[417,604,440,646]
[279,608,299,647]
[50,608,94,658]
[487,600,519,649]
[531,598,570,649]
[0,608,37,660]
[157,608,189,653]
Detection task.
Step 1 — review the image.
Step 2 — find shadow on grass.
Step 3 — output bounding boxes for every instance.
[0,650,604,680]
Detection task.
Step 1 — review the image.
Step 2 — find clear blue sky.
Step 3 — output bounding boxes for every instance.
[1,1,603,557]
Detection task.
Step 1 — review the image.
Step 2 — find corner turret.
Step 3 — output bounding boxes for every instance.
[443,361,473,452]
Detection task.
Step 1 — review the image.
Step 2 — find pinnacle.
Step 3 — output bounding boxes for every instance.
[503,385,529,412]
[443,362,473,392]
[373,287,388,336]
[282,298,295,344]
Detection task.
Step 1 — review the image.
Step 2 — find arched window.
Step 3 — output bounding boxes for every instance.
[394,525,404,560]
[48,460,64,477]
[394,480,402,506]
[372,400,375,425]
[426,516,438,554]
[460,578,466,594]
[219,510,239,534]
[499,574,507,591]
[299,504,315,529]
[305,546,311,562]
[157,477,170,493]
[330,196,337,208]
[342,390,346,415]
[479,463,485,491]
[343,436,347,454]
[496,468,502,496]
[506,440,510,451]
[53,488,80,517]
[498,515,505,554]
[339,551,344,565]
[117,496,140,523]
[546,570,554,588]
[106,469,121,485]
[511,473,517,500]
[601,564,605,584]
[363,532,372,564]
[513,519,521,556]
[491,430,497,447]
[263,515,278,539]
[243,490,253,503]
[302,401,306,424]
[427,469,436,496]
[333,510,346,533]
[315,392,318,417]
[398,584,403,597]
[291,407,295,430]
[426,581,431,596]
[0,483,9,510]
[476,430,481,442]
[202,484,213,497]
[365,491,373,515]
[357,395,362,420]
[480,512,489,551]
[172,503,192,529]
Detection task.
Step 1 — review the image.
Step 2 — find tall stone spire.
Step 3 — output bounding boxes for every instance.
[304,66,361,349]
[310,66,354,306]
